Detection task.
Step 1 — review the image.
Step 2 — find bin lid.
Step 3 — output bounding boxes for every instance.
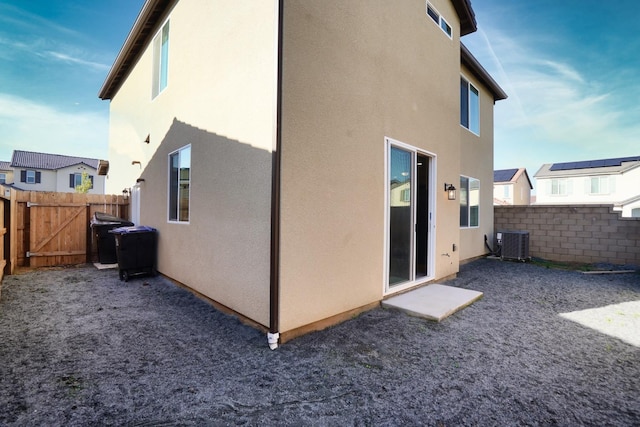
[91,212,134,226]
[109,225,157,234]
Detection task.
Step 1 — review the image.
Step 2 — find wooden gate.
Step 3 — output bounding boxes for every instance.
[4,190,129,272]
[27,201,88,267]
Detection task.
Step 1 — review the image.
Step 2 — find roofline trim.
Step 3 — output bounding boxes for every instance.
[461,43,507,101]
[98,0,171,100]
[452,0,477,36]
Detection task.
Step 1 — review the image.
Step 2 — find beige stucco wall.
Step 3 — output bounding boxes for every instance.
[106,0,278,326]
[278,0,464,333]
[513,176,532,205]
[458,63,495,261]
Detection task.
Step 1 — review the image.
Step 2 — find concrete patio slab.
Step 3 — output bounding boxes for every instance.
[93,262,118,270]
[381,284,483,322]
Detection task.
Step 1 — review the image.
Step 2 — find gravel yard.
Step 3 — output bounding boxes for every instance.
[0,259,638,425]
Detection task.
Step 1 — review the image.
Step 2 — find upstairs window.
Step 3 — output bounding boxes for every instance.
[426,2,452,38]
[588,176,610,194]
[0,173,6,184]
[20,170,40,184]
[152,20,170,99]
[461,77,480,135]
[551,178,568,195]
[168,145,191,223]
[503,185,511,198]
[69,173,93,190]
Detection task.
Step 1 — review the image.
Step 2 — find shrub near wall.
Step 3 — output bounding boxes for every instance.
[495,205,640,266]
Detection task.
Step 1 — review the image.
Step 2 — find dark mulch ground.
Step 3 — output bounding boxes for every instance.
[0,259,638,426]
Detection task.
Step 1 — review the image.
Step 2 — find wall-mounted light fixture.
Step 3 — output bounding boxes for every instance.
[144,134,150,144]
[131,160,141,168]
[122,188,130,200]
[444,183,457,200]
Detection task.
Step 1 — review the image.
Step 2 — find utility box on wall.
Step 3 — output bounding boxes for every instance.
[497,230,530,261]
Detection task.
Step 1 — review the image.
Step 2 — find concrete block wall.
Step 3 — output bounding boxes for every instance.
[494,205,640,265]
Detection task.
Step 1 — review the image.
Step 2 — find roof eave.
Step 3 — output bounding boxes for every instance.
[452,0,477,36]
[98,0,174,100]
[461,43,507,101]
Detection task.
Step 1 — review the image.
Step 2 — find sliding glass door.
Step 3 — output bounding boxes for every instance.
[386,140,432,290]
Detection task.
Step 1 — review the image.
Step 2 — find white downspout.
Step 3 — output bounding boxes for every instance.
[267,332,280,350]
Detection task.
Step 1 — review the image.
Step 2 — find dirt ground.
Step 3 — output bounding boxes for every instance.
[0,259,638,426]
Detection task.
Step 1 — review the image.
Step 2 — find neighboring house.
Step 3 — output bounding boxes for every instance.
[6,150,108,194]
[534,156,640,217]
[493,168,533,205]
[0,161,13,186]
[99,0,506,346]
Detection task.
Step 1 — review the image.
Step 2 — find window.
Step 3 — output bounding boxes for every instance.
[20,170,40,184]
[589,176,609,194]
[503,185,511,198]
[169,145,191,222]
[426,2,452,38]
[0,173,5,184]
[460,176,480,227]
[551,178,568,195]
[460,77,479,134]
[400,188,411,202]
[69,173,93,190]
[152,20,170,99]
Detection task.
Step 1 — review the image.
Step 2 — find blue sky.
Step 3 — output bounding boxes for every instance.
[463,0,640,185]
[0,0,638,192]
[0,0,144,161]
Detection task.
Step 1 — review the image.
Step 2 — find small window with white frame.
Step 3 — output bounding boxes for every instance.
[460,76,480,135]
[460,176,480,228]
[588,176,609,195]
[426,2,452,38]
[550,178,568,196]
[168,145,191,223]
[152,19,170,99]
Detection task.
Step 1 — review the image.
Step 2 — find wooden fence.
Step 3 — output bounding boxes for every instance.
[1,189,129,274]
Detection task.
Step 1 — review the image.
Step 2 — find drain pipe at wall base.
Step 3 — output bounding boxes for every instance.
[267,332,280,350]
[267,0,284,351]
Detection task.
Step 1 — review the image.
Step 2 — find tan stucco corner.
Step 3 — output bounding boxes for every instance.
[279,301,381,345]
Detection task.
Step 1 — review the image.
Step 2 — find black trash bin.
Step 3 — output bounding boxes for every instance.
[90,212,134,264]
[109,226,158,282]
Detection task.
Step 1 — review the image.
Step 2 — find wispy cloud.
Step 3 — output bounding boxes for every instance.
[0,93,108,161]
[45,51,110,71]
[465,22,640,172]
[0,3,107,73]
[0,3,80,38]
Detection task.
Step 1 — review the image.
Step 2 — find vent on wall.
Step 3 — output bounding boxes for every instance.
[496,231,530,261]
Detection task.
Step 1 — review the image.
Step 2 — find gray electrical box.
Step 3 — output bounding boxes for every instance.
[497,230,530,261]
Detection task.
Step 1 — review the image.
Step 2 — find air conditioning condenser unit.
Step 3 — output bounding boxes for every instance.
[496,230,530,262]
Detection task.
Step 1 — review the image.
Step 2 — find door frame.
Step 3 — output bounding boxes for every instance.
[383,137,436,295]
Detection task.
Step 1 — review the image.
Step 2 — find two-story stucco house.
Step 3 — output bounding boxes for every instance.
[4,150,107,194]
[534,156,640,217]
[493,168,533,205]
[99,0,506,346]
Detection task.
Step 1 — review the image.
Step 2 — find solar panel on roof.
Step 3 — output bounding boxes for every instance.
[549,156,640,171]
[493,169,518,182]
